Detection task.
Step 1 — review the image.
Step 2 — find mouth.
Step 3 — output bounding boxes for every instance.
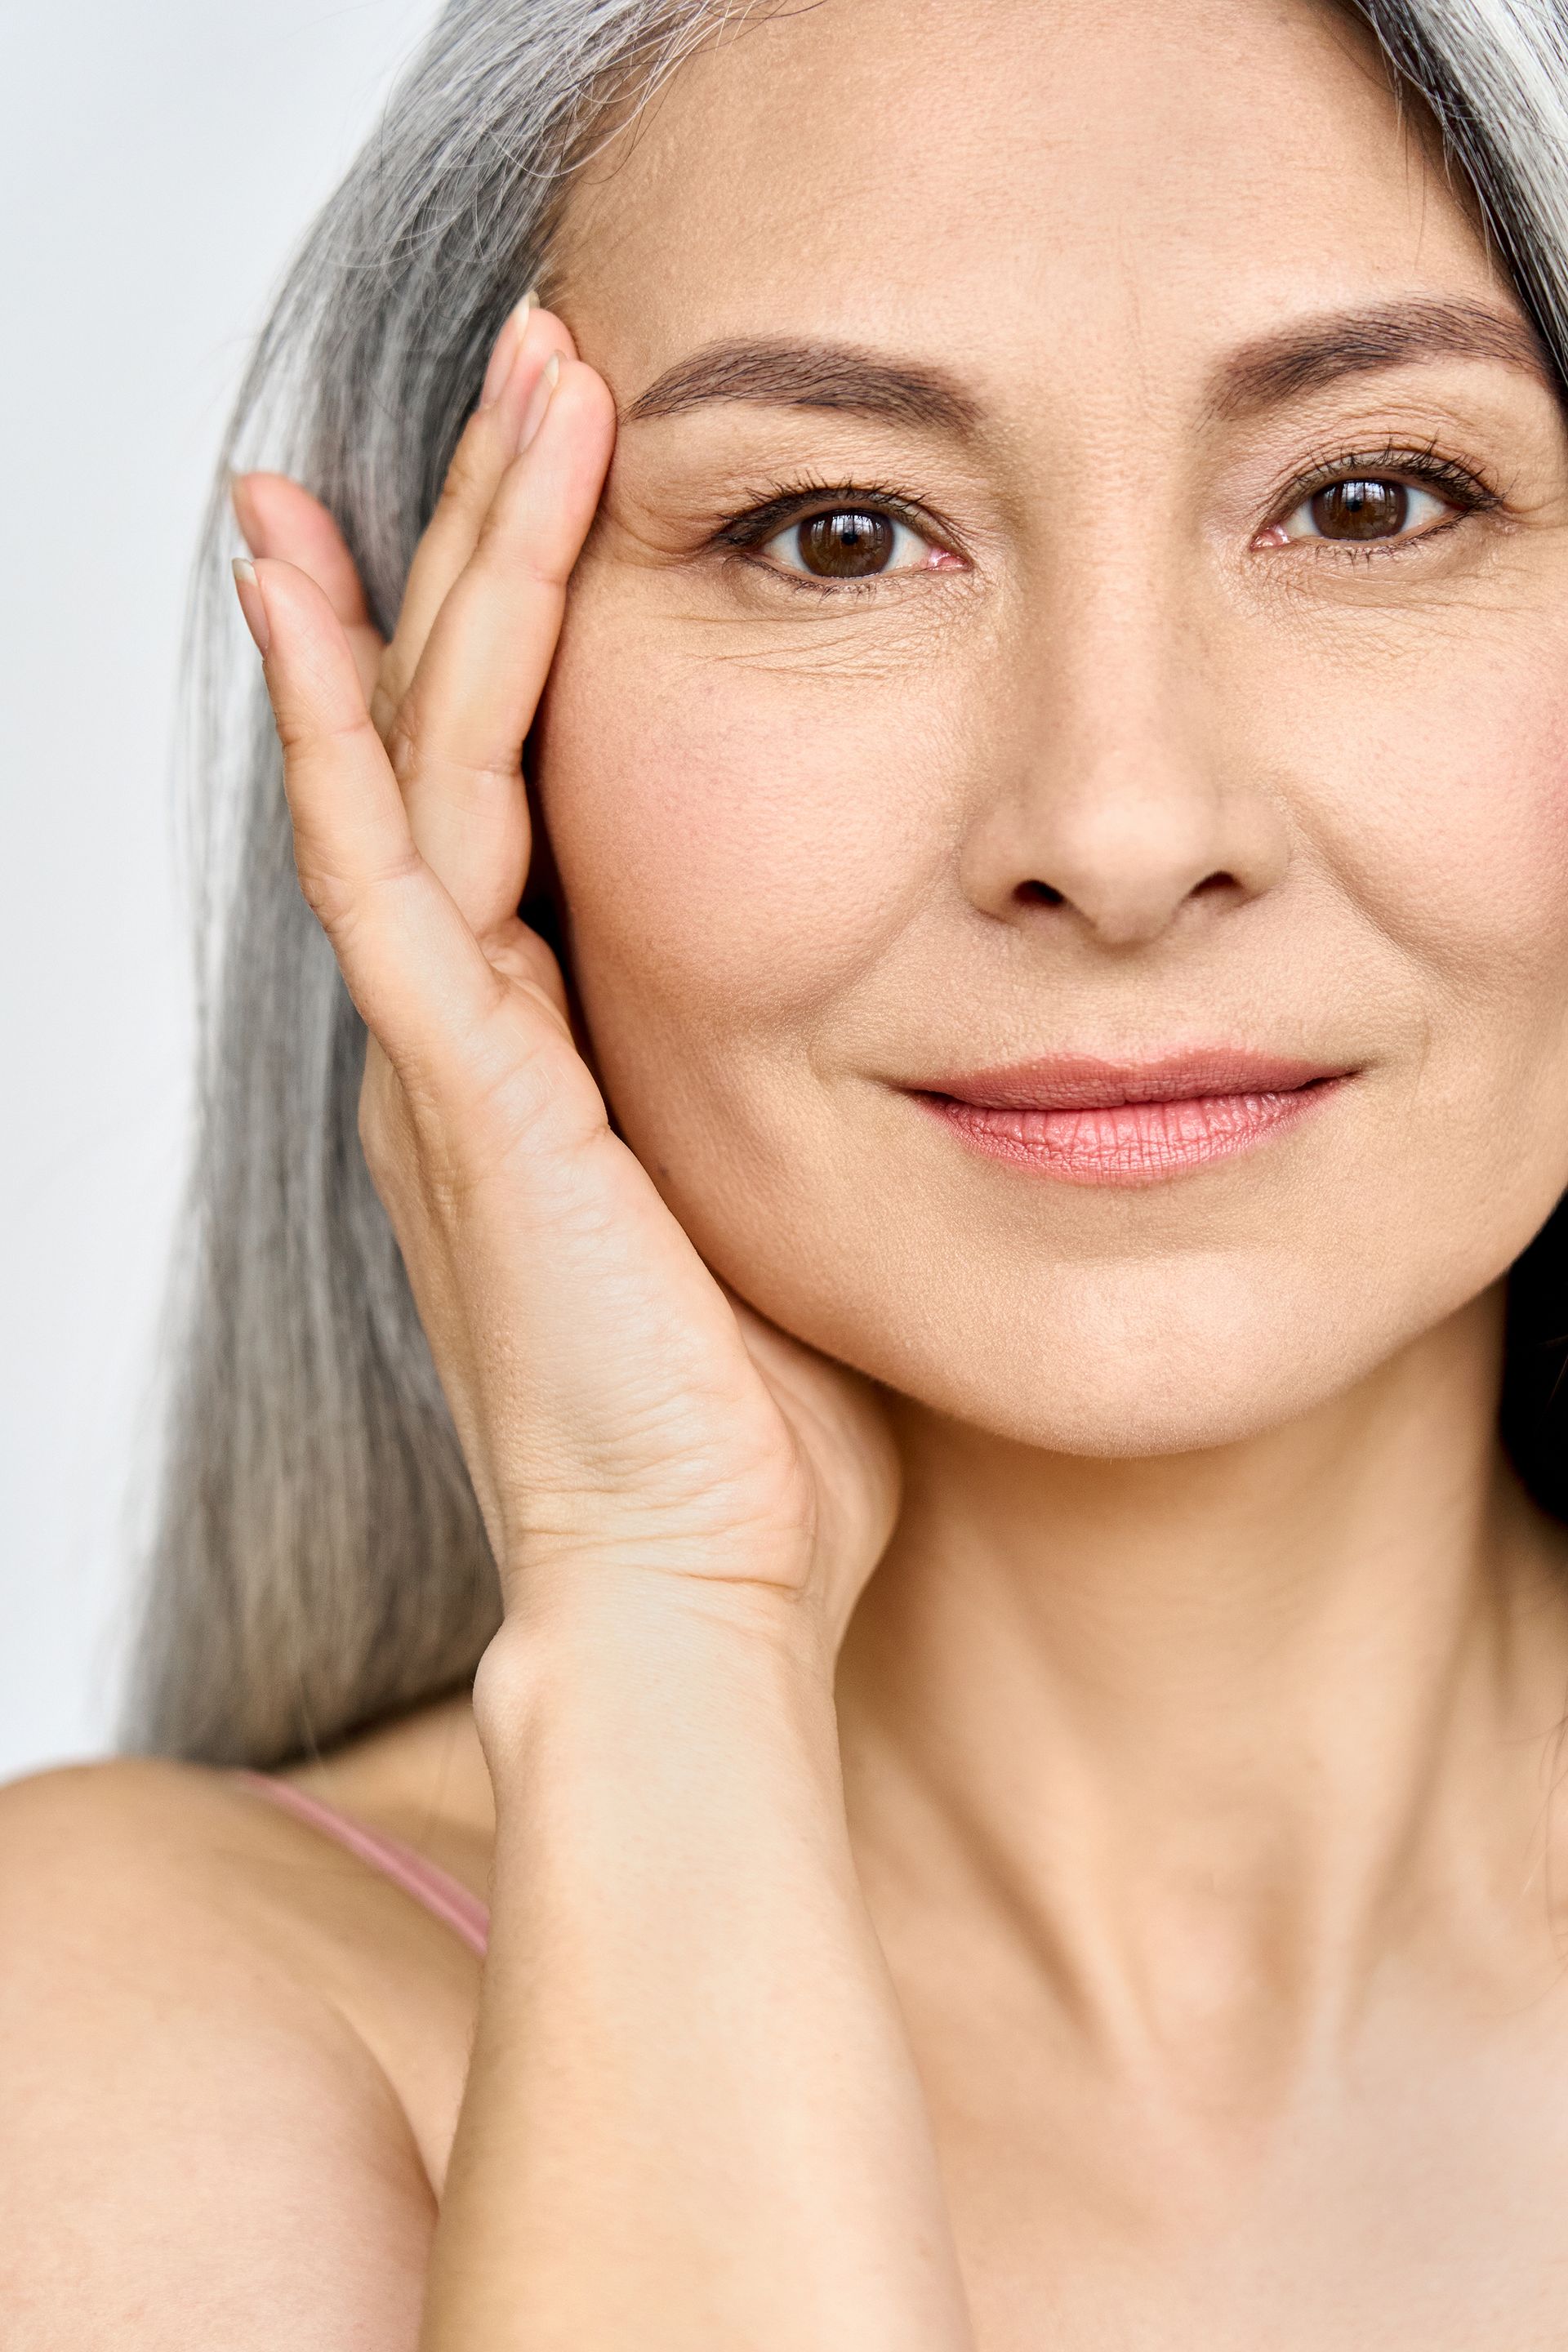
[906,1049,1359,1187]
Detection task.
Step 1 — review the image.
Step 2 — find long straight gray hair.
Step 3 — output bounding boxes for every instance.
[125,0,1568,1766]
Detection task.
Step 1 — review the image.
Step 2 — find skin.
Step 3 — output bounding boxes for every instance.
[7,0,1568,2341]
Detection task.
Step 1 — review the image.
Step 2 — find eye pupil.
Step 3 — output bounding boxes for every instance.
[797,510,895,577]
[1312,478,1409,540]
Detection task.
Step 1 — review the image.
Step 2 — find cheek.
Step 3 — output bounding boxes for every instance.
[1290,619,1568,1061]
[1244,613,1568,1316]
[528,566,1568,1462]
[532,594,953,1032]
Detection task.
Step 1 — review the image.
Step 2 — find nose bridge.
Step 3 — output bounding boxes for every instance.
[960,547,1289,947]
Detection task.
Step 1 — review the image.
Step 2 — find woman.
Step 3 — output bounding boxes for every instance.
[7,0,1568,2338]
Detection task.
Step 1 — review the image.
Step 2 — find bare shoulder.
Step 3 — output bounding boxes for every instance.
[0,1758,441,2350]
[2,1750,278,1908]
[0,1755,315,1993]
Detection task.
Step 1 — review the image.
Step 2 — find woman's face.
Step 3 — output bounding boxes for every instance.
[532,0,1568,1454]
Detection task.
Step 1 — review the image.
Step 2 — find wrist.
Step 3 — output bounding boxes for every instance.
[473,1569,839,1797]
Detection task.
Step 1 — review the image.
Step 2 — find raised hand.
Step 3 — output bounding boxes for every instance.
[230,298,901,1674]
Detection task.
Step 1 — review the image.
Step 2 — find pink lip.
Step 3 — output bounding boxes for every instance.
[909,1050,1356,1186]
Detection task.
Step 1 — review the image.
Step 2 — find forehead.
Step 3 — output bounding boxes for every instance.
[551,0,1501,394]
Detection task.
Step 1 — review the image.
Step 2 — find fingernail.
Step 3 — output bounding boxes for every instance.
[518,351,561,452]
[229,470,263,555]
[232,557,271,655]
[479,287,541,409]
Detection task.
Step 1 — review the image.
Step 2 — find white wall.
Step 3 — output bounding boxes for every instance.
[1,0,441,1781]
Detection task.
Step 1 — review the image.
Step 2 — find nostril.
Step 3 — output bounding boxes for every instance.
[1194,869,1238,896]
[1016,879,1067,906]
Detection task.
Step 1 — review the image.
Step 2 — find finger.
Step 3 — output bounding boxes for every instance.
[234,553,502,1076]
[374,298,579,728]
[232,472,385,700]
[389,354,617,933]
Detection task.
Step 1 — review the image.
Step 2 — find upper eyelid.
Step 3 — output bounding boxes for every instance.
[781,461,1482,531]
[1263,440,1499,518]
[712,482,963,550]
[1257,449,1501,564]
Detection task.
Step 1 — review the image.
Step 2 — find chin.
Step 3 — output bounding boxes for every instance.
[767,1242,1436,1461]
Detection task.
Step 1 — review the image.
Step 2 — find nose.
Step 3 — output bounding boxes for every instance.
[956,581,1291,949]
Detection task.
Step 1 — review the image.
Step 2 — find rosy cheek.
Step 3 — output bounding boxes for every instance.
[535,615,948,1024]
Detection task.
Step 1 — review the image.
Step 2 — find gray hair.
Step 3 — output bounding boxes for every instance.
[124,0,1568,1766]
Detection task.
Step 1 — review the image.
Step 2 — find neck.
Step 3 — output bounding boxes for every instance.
[835,1283,1568,2090]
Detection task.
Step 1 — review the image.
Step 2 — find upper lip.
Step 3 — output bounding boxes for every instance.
[913,1049,1357,1112]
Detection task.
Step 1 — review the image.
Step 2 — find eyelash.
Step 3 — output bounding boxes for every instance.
[709,472,960,598]
[1269,434,1502,563]
[706,440,1503,596]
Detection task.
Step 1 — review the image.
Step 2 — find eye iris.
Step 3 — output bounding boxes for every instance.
[796,510,896,577]
[1311,478,1409,540]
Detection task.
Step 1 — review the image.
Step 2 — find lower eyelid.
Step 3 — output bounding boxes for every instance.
[758,568,886,599]
[1255,498,1494,567]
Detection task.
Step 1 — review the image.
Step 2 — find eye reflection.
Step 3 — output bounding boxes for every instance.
[1278,476,1457,545]
[760,507,937,579]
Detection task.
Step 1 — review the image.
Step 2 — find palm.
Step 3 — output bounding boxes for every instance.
[234,325,900,1659]
[412,899,901,1647]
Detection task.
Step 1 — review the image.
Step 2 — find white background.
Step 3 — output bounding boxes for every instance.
[1,0,441,1782]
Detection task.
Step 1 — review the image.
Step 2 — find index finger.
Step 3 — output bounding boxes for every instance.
[372,299,578,732]
[388,354,618,934]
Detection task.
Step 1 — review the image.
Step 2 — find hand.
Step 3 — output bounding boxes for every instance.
[230,299,901,1677]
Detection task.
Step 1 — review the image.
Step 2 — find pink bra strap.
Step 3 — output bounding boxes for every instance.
[234,1769,489,1957]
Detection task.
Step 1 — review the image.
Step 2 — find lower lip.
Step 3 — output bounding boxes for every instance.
[915,1079,1345,1187]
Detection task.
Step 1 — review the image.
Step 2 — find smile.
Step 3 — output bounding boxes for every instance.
[908,1051,1357,1187]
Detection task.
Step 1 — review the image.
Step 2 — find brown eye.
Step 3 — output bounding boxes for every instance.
[794,510,898,577]
[1274,471,1459,550]
[754,501,951,585]
[1309,478,1410,540]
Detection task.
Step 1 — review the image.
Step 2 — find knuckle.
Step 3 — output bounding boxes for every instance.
[484,1015,596,1152]
[291,834,421,940]
[292,858,356,934]
[474,499,568,592]
[358,1051,457,1218]
[277,704,380,761]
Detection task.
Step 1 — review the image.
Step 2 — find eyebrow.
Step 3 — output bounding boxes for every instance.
[619,336,982,434]
[1204,296,1558,421]
[618,299,1558,442]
